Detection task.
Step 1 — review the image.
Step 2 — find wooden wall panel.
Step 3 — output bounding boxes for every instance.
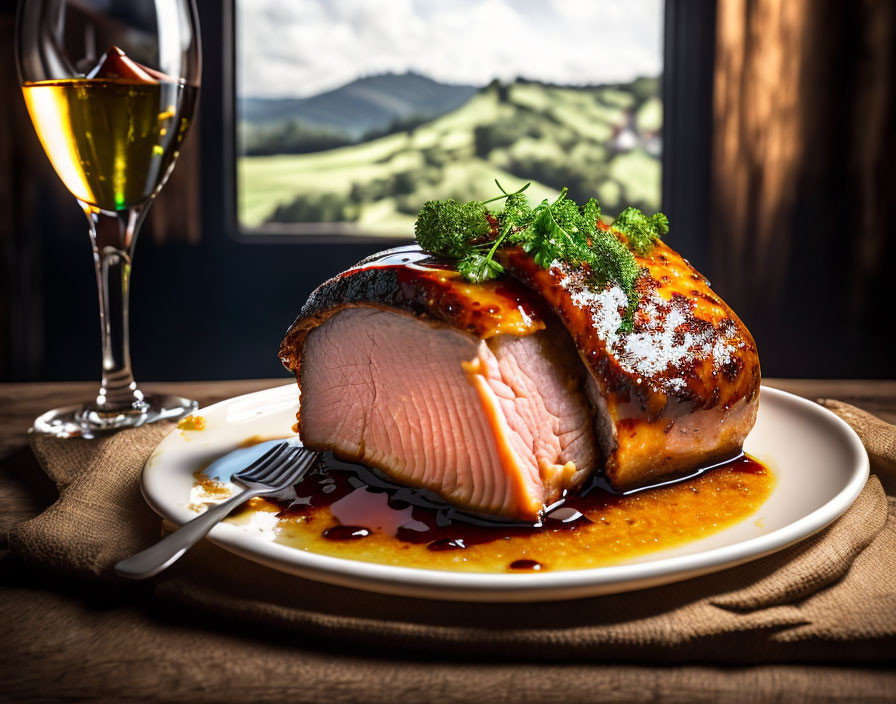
[711,0,895,374]
[712,0,808,305]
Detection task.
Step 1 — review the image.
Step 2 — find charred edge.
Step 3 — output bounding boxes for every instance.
[279,267,432,372]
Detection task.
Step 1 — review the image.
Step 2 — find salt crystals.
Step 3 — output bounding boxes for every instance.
[554,262,737,394]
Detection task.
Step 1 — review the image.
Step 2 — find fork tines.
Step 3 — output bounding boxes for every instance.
[235,442,319,488]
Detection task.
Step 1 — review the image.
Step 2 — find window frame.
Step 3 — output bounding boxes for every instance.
[198,0,714,251]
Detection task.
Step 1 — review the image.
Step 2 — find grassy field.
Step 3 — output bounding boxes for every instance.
[238,80,661,237]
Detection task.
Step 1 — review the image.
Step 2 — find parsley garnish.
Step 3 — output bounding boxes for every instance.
[413,182,668,331]
[413,199,491,258]
[612,207,669,255]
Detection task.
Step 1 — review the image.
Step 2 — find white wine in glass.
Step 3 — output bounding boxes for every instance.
[17,0,201,438]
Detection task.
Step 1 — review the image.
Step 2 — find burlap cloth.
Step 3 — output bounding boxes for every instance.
[7,400,896,665]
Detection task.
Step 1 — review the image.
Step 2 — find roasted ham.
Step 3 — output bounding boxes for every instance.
[280,240,760,520]
[498,228,760,490]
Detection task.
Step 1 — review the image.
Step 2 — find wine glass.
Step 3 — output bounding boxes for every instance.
[17,0,201,438]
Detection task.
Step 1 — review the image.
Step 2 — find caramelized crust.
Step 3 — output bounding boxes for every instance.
[279,245,546,373]
[498,232,760,489]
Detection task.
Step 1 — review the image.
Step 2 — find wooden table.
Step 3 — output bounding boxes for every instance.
[2,379,895,702]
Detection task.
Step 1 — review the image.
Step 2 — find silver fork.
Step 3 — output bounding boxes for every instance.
[115,442,319,580]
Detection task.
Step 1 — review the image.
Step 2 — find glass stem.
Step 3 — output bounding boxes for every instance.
[83,204,149,414]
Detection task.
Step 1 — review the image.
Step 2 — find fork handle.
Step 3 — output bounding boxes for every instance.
[114,487,266,580]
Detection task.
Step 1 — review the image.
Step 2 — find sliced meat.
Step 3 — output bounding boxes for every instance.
[281,248,598,520]
[465,328,596,496]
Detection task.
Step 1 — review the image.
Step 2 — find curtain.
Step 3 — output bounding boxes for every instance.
[712,0,895,330]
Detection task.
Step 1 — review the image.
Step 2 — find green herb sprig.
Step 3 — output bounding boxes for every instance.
[414,182,532,282]
[612,207,669,255]
[413,182,668,332]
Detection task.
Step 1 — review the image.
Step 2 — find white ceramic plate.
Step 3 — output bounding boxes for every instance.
[142,384,868,602]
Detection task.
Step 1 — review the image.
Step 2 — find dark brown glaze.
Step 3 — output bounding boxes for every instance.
[263,452,769,558]
[278,245,546,373]
[322,525,371,541]
[509,559,543,571]
[497,229,760,490]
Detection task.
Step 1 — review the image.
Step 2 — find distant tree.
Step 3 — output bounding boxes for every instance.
[267,192,357,223]
[242,120,352,156]
[484,78,509,103]
[391,171,416,196]
[360,114,430,143]
[629,76,660,103]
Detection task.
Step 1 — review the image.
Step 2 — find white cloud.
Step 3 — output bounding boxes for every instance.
[237,0,664,98]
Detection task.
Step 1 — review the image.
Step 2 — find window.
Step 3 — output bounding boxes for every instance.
[234,0,664,238]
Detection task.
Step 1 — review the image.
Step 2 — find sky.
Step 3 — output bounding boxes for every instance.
[237,0,664,99]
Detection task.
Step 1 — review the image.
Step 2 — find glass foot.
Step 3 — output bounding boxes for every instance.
[32,394,198,439]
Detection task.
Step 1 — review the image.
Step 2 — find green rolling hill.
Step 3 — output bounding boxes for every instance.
[238,78,661,236]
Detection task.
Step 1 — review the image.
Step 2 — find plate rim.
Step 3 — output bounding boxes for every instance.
[141,383,870,601]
